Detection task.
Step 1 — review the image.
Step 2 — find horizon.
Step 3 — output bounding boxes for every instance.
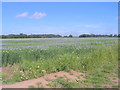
[1,33,118,37]
[2,2,118,36]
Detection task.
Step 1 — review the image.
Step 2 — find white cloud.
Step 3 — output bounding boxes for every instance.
[15,12,47,19]
[16,12,28,18]
[84,24,101,28]
[30,12,47,19]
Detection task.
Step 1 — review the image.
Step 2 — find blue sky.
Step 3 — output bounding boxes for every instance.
[0,2,2,35]
[2,2,118,36]
[2,0,119,2]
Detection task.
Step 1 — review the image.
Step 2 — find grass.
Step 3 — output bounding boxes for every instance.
[28,82,44,89]
[1,38,118,88]
[1,73,7,80]
[69,72,74,75]
[46,76,83,88]
[29,85,44,89]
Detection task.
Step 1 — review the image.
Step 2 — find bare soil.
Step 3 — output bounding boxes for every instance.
[2,70,85,88]
[1,66,118,88]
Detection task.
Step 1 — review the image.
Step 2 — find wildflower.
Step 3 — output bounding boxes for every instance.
[42,70,46,73]
[59,58,61,60]
[77,57,79,59]
[20,71,22,73]
[13,70,16,73]
[37,65,40,68]
[71,52,74,54]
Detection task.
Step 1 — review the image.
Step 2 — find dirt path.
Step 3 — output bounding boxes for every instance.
[2,70,85,88]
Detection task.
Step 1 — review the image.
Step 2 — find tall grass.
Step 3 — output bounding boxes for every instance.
[2,41,118,83]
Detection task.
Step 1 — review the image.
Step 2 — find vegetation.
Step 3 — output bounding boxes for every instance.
[1,33,62,38]
[1,33,119,38]
[79,34,119,37]
[1,37,118,88]
[2,39,118,87]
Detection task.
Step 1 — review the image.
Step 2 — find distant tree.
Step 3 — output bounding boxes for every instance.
[79,34,115,38]
[64,36,68,38]
[69,35,73,38]
[56,34,62,37]
[19,33,27,38]
[118,34,120,37]
[7,34,16,38]
[2,33,118,38]
[113,34,117,37]
[108,34,113,37]
[90,34,96,37]
[79,34,89,37]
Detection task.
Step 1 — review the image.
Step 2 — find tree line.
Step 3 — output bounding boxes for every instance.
[78,34,119,37]
[1,33,62,38]
[0,33,119,38]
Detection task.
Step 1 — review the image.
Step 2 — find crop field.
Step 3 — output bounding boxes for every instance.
[1,38,119,88]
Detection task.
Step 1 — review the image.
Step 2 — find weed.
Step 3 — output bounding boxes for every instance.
[2,38,118,88]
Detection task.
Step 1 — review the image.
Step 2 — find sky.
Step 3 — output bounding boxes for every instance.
[2,0,120,2]
[0,2,2,35]
[2,2,118,36]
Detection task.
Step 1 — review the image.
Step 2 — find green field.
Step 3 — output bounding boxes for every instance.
[1,38,119,88]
